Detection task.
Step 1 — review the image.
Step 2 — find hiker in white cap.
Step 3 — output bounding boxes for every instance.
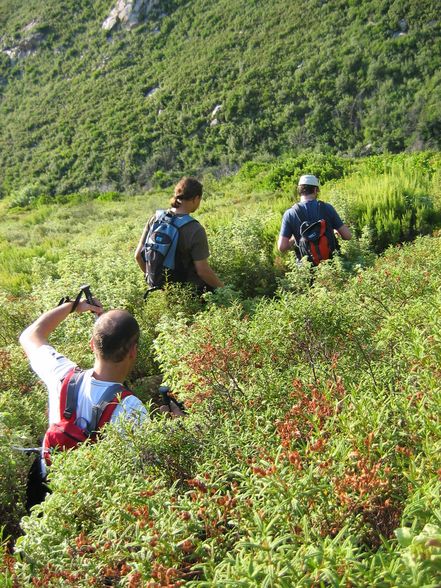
[278,174,351,264]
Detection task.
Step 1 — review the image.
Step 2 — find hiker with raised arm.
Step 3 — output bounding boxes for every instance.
[19,288,148,508]
[278,174,351,264]
[135,176,224,295]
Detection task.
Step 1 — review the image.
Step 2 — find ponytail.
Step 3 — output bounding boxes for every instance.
[170,177,203,207]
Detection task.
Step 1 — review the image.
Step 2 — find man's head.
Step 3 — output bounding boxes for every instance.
[92,310,140,363]
[297,174,320,198]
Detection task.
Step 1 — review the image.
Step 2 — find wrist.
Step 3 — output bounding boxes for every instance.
[58,301,77,314]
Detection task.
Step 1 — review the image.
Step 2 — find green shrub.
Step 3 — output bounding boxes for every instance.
[96,191,121,202]
[263,152,350,193]
[0,426,31,541]
[134,282,205,378]
[0,341,48,542]
[0,529,15,586]
[9,185,45,209]
[0,294,34,346]
[209,214,280,297]
[324,157,441,252]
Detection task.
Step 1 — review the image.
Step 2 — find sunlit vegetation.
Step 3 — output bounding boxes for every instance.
[0,152,440,585]
[0,0,440,196]
[1,0,441,583]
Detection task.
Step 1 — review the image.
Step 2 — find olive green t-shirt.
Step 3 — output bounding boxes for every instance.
[145,211,209,287]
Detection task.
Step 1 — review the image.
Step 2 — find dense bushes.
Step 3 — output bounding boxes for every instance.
[1,153,441,585]
[7,236,441,586]
[323,154,441,252]
[209,215,279,297]
[262,152,350,192]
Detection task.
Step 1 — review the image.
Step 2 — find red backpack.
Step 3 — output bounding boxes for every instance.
[43,368,132,463]
[295,201,336,265]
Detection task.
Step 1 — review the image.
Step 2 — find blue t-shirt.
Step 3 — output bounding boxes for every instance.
[280,200,344,259]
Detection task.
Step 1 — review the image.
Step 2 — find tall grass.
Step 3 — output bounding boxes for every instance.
[324,161,440,251]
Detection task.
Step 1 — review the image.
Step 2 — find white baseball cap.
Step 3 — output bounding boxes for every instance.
[298,174,319,187]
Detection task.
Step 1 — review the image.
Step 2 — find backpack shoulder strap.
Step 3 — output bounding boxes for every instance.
[162,214,197,270]
[171,213,196,229]
[61,368,84,420]
[97,389,133,429]
[89,384,133,433]
[317,200,333,221]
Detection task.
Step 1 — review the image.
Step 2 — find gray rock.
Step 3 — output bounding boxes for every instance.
[119,5,132,21]
[102,0,160,30]
[102,15,118,31]
[3,32,45,62]
[398,18,408,32]
[211,104,222,118]
[361,143,373,155]
[23,20,39,33]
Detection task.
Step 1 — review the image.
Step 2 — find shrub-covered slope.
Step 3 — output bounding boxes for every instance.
[0,0,440,195]
[0,152,440,585]
[2,236,440,587]
[2,151,441,297]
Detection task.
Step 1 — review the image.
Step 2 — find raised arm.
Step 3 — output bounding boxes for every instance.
[19,300,103,359]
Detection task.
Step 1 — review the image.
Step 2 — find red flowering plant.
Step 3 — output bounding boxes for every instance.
[154,306,268,416]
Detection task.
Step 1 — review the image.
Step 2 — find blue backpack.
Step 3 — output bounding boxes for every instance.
[142,210,195,290]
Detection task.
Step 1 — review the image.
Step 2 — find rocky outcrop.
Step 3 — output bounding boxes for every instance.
[102,0,160,31]
[391,18,409,38]
[2,21,45,63]
[4,34,45,61]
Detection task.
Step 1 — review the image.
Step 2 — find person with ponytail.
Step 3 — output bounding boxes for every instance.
[135,177,224,292]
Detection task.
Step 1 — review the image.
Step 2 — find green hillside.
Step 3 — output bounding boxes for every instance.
[1,0,441,583]
[1,0,440,195]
